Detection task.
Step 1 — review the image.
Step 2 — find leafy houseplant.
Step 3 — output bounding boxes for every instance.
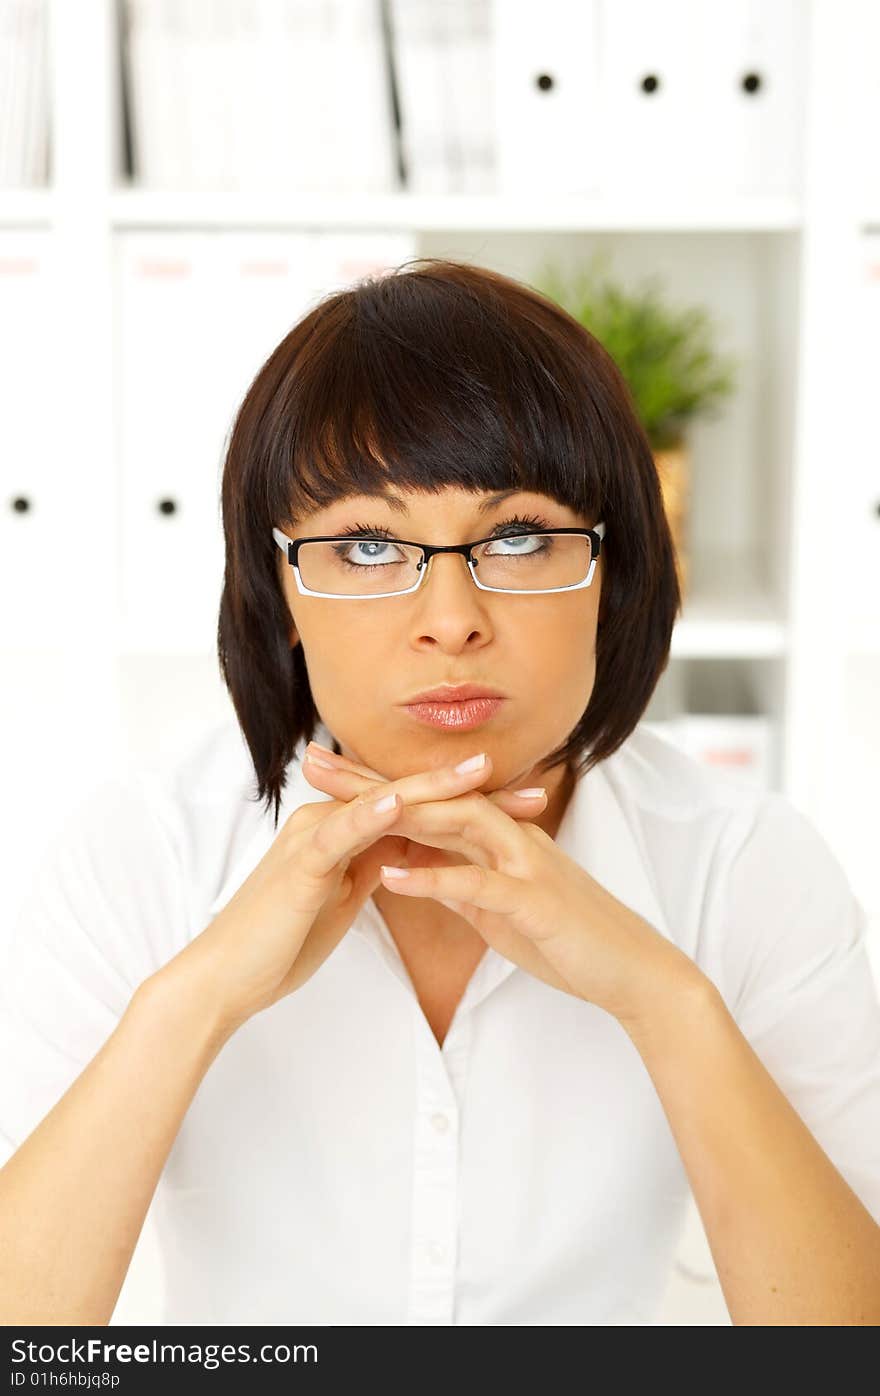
[535,251,739,597]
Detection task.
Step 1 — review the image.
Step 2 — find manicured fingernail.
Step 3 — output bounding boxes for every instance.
[454,752,487,774]
[381,865,411,878]
[512,787,546,799]
[370,792,399,814]
[305,751,337,770]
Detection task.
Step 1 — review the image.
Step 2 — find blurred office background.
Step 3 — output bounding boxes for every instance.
[0,0,878,1325]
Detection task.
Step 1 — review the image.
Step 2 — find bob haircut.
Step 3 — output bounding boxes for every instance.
[218,257,682,831]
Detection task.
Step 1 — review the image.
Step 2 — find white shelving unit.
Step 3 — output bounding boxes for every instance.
[1,0,878,1328]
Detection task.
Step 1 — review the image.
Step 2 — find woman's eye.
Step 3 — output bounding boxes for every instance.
[341,539,400,566]
[484,533,545,555]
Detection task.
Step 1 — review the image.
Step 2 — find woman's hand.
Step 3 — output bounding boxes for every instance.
[302,740,549,881]
[168,743,547,1038]
[302,742,701,1028]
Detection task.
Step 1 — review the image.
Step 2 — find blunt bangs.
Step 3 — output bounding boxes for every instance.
[263,259,613,530]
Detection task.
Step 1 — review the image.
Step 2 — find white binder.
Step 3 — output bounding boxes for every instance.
[184,0,226,190]
[597,0,804,201]
[116,232,228,651]
[850,0,880,215]
[122,0,396,193]
[123,0,171,186]
[443,0,495,193]
[695,0,805,197]
[390,0,494,194]
[0,0,49,187]
[329,0,397,194]
[30,0,50,185]
[492,0,600,196]
[596,0,702,198]
[389,0,452,193]
[0,232,70,648]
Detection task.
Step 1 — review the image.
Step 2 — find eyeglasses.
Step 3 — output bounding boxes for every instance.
[271,522,605,599]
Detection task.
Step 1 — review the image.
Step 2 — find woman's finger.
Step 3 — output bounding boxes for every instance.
[305,752,538,870]
[303,742,389,782]
[379,859,525,917]
[383,789,536,870]
[302,746,548,821]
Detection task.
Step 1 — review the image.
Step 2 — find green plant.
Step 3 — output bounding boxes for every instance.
[535,250,739,451]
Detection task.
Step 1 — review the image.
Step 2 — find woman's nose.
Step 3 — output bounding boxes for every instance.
[419,550,479,594]
[410,550,494,633]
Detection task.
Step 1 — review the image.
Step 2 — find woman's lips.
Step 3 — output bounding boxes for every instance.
[401,697,506,730]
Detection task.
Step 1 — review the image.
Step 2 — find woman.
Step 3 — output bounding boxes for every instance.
[1,259,879,1327]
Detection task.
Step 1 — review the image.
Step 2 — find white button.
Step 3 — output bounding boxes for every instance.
[426,1242,447,1264]
[430,1112,450,1134]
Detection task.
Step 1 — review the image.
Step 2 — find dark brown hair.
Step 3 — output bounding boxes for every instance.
[218,257,682,831]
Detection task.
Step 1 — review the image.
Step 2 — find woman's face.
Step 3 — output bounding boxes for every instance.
[276,486,602,820]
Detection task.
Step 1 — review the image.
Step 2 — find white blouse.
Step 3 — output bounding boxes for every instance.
[1,717,879,1326]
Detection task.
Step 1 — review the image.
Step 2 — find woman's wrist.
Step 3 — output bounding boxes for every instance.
[615,943,719,1052]
[137,943,247,1057]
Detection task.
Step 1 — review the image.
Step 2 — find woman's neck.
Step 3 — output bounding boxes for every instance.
[522,758,577,841]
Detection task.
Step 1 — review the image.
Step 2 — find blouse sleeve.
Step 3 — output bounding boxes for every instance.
[0,776,192,1168]
[718,792,880,1226]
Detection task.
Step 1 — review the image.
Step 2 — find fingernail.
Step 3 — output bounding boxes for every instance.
[454,752,487,774]
[308,740,339,758]
[370,792,399,814]
[512,786,546,799]
[305,751,337,770]
[381,864,411,878]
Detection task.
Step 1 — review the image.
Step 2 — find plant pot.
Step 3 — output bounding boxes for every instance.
[653,441,690,600]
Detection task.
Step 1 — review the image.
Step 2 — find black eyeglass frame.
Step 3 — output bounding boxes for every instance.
[271,522,606,599]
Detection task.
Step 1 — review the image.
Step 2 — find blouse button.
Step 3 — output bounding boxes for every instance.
[430,1112,450,1133]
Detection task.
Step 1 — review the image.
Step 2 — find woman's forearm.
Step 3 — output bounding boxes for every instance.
[622,971,880,1324]
[0,955,234,1325]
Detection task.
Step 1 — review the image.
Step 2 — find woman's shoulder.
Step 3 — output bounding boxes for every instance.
[603,720,770,825]
[605,723,864,979]
[120,714,270,897]
[28,716,271,961]
[597,720,810,904]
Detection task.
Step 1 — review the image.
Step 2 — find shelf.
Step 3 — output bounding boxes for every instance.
[671,616,787,660]
[105,188,804,234]
[0,187,805,235]
[672,552,787,659]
